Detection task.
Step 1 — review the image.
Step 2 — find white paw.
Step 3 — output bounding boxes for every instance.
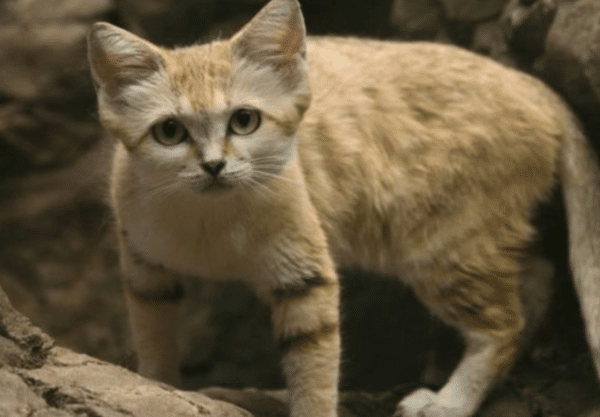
[394,388,467,417]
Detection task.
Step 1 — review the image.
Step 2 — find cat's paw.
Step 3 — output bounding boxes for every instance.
[393,388,466,417]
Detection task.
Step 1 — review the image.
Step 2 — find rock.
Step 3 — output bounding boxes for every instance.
[115,0,394,46]
[114,0,220,46]
[389,0,445,40]
[0,0,111,177]
[478,399,529,417]
[0,280,54,368]
[501,0,558,65]
[200,386,412,417]
[19,347,254,417]
[440,0,510,21]
[0,369,50,417]
[579,406,600,417]
[537,0,600,118]
[471,19,516,66]
[0,282,254,417]
[13,0,113,21]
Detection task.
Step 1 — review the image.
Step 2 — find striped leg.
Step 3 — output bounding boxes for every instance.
[120,242,184,387]
[270,270,341,417]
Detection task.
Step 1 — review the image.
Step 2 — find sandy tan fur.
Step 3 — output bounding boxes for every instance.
[87,1,600,416]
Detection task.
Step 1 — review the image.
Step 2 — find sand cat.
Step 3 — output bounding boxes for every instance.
[87,0,600,416]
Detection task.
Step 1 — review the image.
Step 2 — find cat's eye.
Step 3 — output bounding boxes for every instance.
[151,119,189,146]
[229,109,261,136]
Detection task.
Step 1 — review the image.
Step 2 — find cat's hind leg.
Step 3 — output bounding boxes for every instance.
[395,250,526,417]
[397,329,514,417]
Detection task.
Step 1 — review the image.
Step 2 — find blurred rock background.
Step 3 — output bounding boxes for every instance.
[1,0,600,415]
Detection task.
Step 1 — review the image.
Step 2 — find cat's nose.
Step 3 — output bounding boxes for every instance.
[201,160,226,177]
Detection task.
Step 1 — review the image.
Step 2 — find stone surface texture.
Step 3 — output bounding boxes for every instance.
[0,285,253,417]
[538,0,600,121]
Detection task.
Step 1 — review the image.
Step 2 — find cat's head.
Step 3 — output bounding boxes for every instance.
[87,0,311,196]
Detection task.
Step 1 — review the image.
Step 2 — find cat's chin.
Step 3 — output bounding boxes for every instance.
[187,179,238,196]
[203,182,236,194]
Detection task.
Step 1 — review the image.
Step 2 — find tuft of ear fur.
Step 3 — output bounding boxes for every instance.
[87,22,165,95]
[231,0,307,89]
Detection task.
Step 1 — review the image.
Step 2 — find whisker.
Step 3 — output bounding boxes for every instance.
[251,156,288,164]
[244,176,275,199]
[252,169,299,185]
[119,177,180,211]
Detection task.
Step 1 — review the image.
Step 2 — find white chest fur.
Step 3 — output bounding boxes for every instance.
[120,187,257,280]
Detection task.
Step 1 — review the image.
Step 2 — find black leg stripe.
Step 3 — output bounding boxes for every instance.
[272,275,332,300]
[278,323,338,352]
[125,279,185,305]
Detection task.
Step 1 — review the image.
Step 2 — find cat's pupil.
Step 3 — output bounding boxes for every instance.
[236,111,251,127]
[163,120,178,137]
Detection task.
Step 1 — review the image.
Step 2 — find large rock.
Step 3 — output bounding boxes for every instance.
[501,0,557,64]
[389,0,445,40]
[537,0,600,119]
[0,0,112,177]
[440,0,510,21]
[0,282,251,417]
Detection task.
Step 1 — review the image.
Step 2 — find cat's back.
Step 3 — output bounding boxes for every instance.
[305,37,562,117]
[300,37,567,272]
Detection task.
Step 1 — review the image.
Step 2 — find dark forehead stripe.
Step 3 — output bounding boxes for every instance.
[168,42,232,111]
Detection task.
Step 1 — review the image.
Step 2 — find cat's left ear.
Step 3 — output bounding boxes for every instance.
[231,0,307,87]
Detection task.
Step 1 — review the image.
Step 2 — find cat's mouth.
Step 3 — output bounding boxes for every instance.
[195,177,236,194]
[180,172,242,195]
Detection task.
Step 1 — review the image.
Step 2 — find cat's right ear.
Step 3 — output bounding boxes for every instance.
[87,22,165,95]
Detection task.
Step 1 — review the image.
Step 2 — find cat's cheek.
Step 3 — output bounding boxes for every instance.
[133,141,193,177]
[227,137,252,161]
[247,131,295,160]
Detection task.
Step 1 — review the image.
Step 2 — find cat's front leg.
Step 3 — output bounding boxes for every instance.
[119,238,184,387]
[268,262,341,417]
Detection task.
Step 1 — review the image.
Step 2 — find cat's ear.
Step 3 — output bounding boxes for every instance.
[87,22,165,95]
[231,0,307,86]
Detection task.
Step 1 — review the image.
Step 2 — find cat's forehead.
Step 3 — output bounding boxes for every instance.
[164,41,232,111]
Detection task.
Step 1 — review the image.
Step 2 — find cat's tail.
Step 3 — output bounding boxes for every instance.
[559,110,600,378]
